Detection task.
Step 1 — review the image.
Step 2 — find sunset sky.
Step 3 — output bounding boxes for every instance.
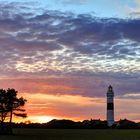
[0,0,140,123]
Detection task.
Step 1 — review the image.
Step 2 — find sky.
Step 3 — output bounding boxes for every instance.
[0,0,140,123]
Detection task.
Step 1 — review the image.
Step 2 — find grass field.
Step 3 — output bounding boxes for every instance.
[0,129,140,140]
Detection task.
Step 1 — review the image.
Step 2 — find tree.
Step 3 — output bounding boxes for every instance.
[0,89,7,132]
[0,88,27,134]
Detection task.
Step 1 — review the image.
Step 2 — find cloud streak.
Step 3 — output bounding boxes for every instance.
[0,2,140,122]
[0,4,140,77]
[0,3,139,95]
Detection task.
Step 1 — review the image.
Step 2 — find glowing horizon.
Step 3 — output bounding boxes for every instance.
[12,92,140,123]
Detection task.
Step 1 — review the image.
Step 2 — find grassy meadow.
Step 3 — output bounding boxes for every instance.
[0,129,140,140]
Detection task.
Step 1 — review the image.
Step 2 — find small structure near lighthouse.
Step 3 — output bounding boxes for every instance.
[106,85,114,126]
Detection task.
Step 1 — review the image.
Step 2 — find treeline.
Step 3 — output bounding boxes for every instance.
[12,119,140,129]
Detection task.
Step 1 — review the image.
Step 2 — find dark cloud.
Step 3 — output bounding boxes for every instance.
[0,2,139,99]
[0,3,140,57]
[0,73,140,99]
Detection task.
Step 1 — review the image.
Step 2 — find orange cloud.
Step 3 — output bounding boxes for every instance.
[11,93,140,123]
[1,77,140,123]
[16,93,105,123]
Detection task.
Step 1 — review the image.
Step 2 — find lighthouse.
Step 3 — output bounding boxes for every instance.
[106,85,114,126]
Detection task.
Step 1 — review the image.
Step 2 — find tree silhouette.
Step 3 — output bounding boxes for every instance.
[0,89,7,132]
[0,88,27,134]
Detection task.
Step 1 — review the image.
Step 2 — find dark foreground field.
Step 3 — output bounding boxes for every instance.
[0,129,140,140]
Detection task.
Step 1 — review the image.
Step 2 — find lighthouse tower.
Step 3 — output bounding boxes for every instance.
[106,85,114,126]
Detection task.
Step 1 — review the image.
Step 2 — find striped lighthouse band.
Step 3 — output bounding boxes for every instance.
[107,102,114,110]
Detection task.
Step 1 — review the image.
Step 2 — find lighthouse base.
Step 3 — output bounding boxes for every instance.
[107,110,114,126]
